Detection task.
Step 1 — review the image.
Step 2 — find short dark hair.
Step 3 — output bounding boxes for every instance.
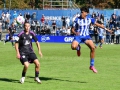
[24,22,30,27]
[80,6,89,13]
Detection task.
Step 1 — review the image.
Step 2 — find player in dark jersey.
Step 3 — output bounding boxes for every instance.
[15,22,43,84]
[4,23,16,47]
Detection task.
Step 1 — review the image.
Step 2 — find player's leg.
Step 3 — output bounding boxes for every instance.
[10,37,14,47]
[30,53,41,83]
[99,37,104,48]
[71,36,81,56]
[95,36,100,48]
[4,35,11,44]
[19,54,29,84]
[85,39,97,73]
[33,59,41,83]
[20,61,29,84]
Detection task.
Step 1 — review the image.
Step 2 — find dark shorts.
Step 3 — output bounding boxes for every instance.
[9,34,13,40]
[20,53,37,65]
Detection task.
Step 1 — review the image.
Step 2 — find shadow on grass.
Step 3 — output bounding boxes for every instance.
[0,77,87,84]
[0,78,19,83]
[27,76,87,83]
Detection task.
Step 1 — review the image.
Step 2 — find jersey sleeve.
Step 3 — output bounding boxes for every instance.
[15,34,20,43]
[73,17,78,28]
[30,31,38,42]
[15,31,24,43]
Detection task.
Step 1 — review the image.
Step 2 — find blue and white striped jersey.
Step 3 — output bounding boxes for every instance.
[73,17,95,36]
[98,28,105,36]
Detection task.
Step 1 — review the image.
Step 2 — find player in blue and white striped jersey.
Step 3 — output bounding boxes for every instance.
[71,6,112,73]
[97,23,106,48]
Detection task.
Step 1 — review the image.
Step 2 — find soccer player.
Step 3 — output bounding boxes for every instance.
[4,23,16,47]
[71,7,112,73]
[96,23,106,48]
[14,22,43,84]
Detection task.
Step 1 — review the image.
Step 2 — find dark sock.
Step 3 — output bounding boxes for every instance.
[35,71,39,77]
[22,71,26,77]
[11,41,14,46]
[5,40,9,43]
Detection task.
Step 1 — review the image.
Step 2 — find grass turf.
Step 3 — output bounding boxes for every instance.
[0,42,120,90]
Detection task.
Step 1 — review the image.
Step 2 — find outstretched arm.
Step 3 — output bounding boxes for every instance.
[94,22,112,33]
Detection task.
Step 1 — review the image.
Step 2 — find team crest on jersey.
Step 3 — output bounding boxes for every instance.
[25,40,30,45]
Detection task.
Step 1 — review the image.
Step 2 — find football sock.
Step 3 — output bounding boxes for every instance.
[100,43,102,47]
[90,59,94,66]
[22,71,26,77]
[5,40,9,43]
[35,71,39,77]
[11,41,14,46]
[76,45,80,50]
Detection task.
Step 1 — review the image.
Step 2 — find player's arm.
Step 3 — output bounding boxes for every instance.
[35,41,43,58]
[94,22,112,33]
[14,36,20,59]
[71,26,77,35]
[32,33,43,57]
[71,17,80,35]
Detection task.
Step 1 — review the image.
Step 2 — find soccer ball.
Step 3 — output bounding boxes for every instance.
[16,16,25,25]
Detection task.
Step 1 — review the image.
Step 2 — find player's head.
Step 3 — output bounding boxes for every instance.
[24,22,31,32]
[11,22,14,26]
[80,6,89,19]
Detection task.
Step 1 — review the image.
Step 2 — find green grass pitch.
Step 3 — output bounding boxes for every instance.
[0,42,120,90]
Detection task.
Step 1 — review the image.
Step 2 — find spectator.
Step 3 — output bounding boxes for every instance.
[31,21,36,32]
[111,28,115,44]
[36,21,40,35]
[94,26,99,47]
[40,14,45,26]
[106,27,111,44]
[66,26,71,36]
[60,26,67,36]
[51,20,56,36]
[36,26,40,35]
[56,28,60,36]
[6,12,10,22]
[115,27,120,44]
[19,13,22,16]
[13,11,18,19]
[4,15,9,30]
[65,17,70,29]
[0,20,2,41]
[26,12,31,22]
[40,26,46,35]
[61,16,66,27]
[32,12,37,21]
[89,23,94,38]
[100,14,104,23]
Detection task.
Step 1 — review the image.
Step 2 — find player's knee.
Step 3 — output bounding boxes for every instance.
[71,45,77,50]
[24,64,29,69]
[35,63,40,68]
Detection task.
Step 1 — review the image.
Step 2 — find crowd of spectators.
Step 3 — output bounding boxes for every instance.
[0,10,120,44]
